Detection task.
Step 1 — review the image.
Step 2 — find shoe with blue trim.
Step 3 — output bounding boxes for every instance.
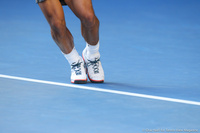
[70,57,87,84]
[82,48,104,83]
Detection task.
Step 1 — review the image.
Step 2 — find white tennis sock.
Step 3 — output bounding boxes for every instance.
[63,47,80,65]
[86,41,100,59]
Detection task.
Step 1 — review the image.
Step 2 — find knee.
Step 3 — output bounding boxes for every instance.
[50,19,66,33]
[81,12,99,28]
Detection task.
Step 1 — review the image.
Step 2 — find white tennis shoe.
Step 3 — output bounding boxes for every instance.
[82,48,104,83]
[70,57,87,84]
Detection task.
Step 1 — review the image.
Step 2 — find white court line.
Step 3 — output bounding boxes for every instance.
[0,74,200,106]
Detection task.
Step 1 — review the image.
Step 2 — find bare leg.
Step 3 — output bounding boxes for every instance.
[39,0,74,54]
[64,0,99,46]
[64,0,104,83]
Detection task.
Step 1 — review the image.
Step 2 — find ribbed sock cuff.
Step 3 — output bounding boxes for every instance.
[63,47,80,65]
[86,41,100,55]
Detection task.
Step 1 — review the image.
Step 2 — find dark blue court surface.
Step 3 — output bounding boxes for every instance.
[0,0,200,132]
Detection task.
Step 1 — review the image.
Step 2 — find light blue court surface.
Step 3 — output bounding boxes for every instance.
[0,0,200,132]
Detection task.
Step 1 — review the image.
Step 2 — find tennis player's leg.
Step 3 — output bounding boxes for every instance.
[38,0,87,83]
[65,0,104,83]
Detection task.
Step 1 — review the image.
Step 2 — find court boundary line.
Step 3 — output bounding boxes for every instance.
[0,74,200,106]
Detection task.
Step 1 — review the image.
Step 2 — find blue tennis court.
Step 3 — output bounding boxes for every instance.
[0,0,200,132]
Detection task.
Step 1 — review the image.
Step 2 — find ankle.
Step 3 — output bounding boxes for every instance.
[63,47,80,65]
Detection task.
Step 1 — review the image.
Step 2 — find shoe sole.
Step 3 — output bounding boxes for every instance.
[89,78,104,83]
[72,79,87,84]
[88,74,104,83]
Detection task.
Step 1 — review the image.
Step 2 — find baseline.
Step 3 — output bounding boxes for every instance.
[0,74,200,106]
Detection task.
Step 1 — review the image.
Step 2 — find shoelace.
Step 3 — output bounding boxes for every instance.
[71,60,82,75]
[87,58,100,74]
